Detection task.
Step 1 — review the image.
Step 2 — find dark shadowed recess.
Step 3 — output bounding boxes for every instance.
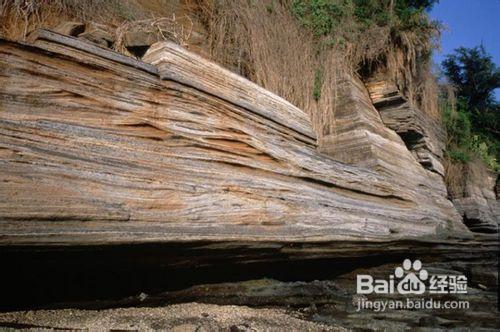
[0,242,412,311]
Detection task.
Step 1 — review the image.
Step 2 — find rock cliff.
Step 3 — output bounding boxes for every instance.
[0,28,498,329]
[0,30,471,245]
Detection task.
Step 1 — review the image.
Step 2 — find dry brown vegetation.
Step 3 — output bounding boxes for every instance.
[114,16,193,55]
[0,0,194,53]
[189,0,348,138]
[444,157,492,199]
[443,157,469,198]
[1,0,135,39]
[189,0,440,139]
[1,0,440,136]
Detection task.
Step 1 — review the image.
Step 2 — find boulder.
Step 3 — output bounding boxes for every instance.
[453,197,498,233]
[123,30,161,48]
[123,30,162,57]
[52,21,85,37]
[77,23,114,48]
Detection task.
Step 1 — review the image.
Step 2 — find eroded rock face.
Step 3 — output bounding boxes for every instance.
[0,238,497,329]
[52,21,85,37]
[364,78,499,234]
[316,74,446,198]
[77,22,114,48]
[0,31,470,246]
[1,32,469,243]
[365,79,446,177]
[0,31,498,329]
[451,162,499,233]
[454,198,499,233]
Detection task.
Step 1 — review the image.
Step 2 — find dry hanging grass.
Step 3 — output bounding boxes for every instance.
[1,0,441,131]
[0,0,193,44]
[189,0,441,138]
[189,0,351,139]
[416,67,440,119]
[114,15,193,56]
[0,0,140,40]
[444,157,468,198]
[357,16,440,119]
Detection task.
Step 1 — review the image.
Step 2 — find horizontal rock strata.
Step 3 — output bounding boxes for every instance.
[451,162,499,233]
[366,79,446,177]
[0,234,497,309]
[0,34,497,327]
[316,74,447,199]
[0,235,497,327]
[0,32,471,246]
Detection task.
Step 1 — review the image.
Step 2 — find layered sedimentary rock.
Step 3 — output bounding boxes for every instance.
[0,30,470,246]
[451,163,499,233]
[365,78,499,234]
[1,31,498,329]
[308,71,447,203]
[1,234,498,327]
[365,78,446,177]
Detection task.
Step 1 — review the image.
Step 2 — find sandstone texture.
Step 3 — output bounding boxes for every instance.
[451,163,499,233]
[52,21,85,37]
[0,31,472,246]
[366,78,446,177]
[0,28,499,330]
[365,78,500,234]
[317,74,448,204]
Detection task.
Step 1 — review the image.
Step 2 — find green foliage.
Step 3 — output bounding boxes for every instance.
[441,95,499,173]
[291,0,439,100]
[291,0,349,37]
[470,135,498,171]
[442,98,471,147]
[313,68,324,101]
[352,0,400,28]
[392,0,438,29]
[351,0,439,31]
[447,150,470,163]
[292,0,437,35]
[441,46,500,173]
[442,46,500,133]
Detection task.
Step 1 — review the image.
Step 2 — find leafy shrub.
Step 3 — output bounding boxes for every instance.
[447,150,470,163]
[291,0,349,37]
[292,0,438,36]
[441,92,499,173]
[290,0,439,112]
[313,68,324,101]
[353,0,390,27]
[442,99,471,147]
[469,135,499,172]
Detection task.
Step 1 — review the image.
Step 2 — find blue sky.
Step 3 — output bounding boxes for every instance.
[430,0,500,99]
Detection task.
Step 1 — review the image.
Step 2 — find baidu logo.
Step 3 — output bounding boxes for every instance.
[356,259,464,295]
[394,259,428,294]
[355,259,469,311]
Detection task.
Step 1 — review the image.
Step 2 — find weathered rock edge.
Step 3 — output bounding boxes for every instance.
[0,30,471,246]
